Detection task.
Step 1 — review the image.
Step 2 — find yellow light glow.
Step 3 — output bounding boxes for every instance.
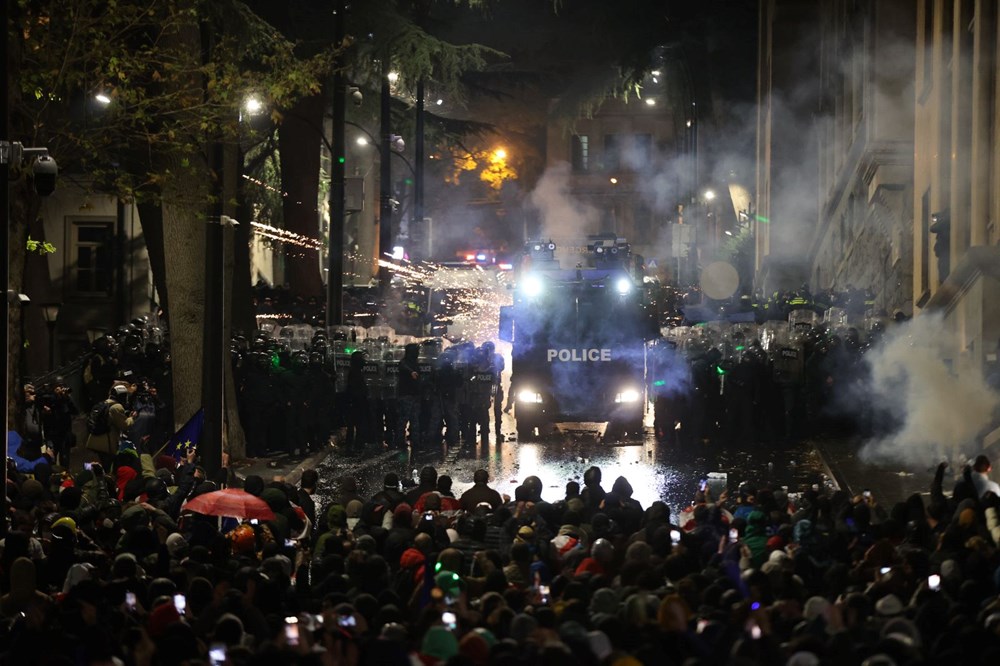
[609,177,618,185]
[387,71,399,83]
[494,148,507,160]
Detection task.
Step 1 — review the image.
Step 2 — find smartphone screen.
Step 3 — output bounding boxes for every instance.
[173,594,186,614]
[338,614,356,627]
[442,611,457,630]
[538,585,550,604]
[670,529,681,545]
[284,616,299,646]
[126,592,137,609]
[699,479,707,492]
[84,462,93,471]
[209,644,226,666]
[880,566,891,575]
[729,528,738,543]
[928,574,941,591]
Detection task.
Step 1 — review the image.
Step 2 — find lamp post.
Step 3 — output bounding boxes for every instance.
[328,0,346,327]
[40,302,60,370]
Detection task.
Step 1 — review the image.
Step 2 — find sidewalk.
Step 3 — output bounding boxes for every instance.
[812,435,935,519]
[229,431,343,487]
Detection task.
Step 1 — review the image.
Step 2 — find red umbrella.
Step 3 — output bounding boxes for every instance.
[182,488,276,521]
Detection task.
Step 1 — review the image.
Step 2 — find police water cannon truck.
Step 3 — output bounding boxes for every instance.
[498,235,659,439]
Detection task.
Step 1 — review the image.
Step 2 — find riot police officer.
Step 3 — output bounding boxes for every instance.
[435,347,462,446]
[482,341,505,442]
[304,350,335,450]
[395,343,422,449]
[467,343,495,444]
[345,350,372,451]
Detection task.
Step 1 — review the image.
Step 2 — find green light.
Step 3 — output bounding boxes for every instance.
[451,573,459,581]
[344,347,355,354]
[435,562,442,572]
[716,366,726,375]
[405,178,413,186]
[755,214,769,223]
[653,380,666,387]
[735,345,745,351]
[338,156,345,164]
[270,354,280,369]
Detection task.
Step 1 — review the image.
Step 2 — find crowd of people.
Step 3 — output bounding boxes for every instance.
[6,444,1000,665]
[647,310,899,447]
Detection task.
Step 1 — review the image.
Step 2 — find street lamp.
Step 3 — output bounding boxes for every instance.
[40,302,60,369]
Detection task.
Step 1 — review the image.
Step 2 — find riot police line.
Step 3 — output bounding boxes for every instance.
[232,323,506,457]
[646,305,892,446]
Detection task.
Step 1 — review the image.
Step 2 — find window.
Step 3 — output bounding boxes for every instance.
[629,134,653,170]
[603,134,620,172]
[920,188,929,295]
[571,135,589,172]
[71,221,114,296]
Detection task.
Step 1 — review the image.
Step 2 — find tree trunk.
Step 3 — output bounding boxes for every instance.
[136,193,169,314]
[160,193,207,431]
[279,93,324,297]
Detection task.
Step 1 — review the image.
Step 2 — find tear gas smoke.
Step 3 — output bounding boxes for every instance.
[860,313,1000,466]
[529,162,600,242]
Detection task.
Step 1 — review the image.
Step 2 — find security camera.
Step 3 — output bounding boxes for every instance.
[30,154,58,196]
[390,134,405,152]
[349,87,363,106]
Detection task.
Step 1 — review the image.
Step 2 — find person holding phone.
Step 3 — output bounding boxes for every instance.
[85,384,134,470]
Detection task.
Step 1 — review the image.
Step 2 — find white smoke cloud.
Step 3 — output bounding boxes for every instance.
[528,162,600,242]
[860,313,1000,466]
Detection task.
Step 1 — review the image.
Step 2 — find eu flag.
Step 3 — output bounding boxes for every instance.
[163,408,204,460]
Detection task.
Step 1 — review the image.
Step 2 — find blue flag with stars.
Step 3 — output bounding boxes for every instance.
[163,408,204,460]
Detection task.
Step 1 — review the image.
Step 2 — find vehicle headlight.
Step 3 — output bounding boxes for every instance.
[615,277,631,295]
[517,390,543,403]
[614,388,641,403]
[522,274,544,298]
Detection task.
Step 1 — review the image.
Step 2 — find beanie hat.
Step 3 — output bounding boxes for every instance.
[875,594,904,617]
[148,601,182,638]
[470,627,497,648]
[166,532,188,558]
[21,479,44,500]
[326,504,347,529]
[588,630,613,661]
[509,613,538,644]
[421,626,458,661]
[458,632,490,665]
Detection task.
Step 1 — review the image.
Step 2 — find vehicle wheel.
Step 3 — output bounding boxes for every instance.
[516,419,535,440]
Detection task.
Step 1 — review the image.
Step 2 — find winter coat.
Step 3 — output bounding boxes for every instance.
[86,400,133,455]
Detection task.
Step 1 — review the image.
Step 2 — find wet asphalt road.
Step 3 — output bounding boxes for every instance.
[313,411,833,520]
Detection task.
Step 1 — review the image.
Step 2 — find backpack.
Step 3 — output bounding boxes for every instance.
[87,400,112,436]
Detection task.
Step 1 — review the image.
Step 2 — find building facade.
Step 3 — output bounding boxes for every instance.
[811,0,916,316]
[916,0,1000,376]
[544,92,681,264]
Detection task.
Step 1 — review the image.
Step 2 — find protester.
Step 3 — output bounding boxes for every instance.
[4,449,1000,666]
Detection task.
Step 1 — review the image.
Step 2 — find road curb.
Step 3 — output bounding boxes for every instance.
[232,432,342,487]
[812,438,890,522]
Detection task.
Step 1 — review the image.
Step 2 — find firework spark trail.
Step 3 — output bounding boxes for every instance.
[379,258,512,345]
